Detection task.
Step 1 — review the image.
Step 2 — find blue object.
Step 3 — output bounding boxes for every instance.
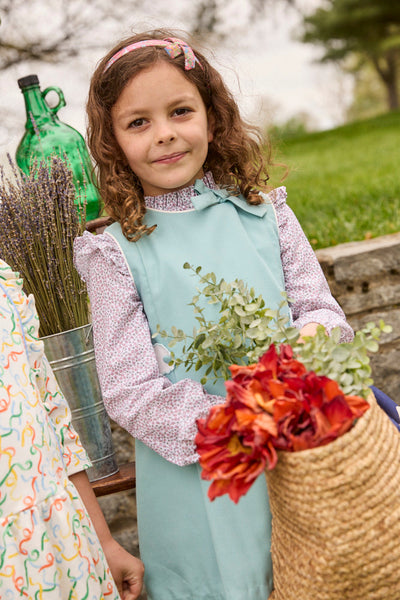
[371,385,400,431]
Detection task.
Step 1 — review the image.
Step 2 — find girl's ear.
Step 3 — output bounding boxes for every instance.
[207,109,215,143]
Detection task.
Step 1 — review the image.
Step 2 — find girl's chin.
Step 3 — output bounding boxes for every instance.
[143,173,204,196]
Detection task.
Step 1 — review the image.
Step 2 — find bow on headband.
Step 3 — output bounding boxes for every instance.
[104,37,202,73]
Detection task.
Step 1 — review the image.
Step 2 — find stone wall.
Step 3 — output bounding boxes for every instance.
[316,232,400,402]
[101,232,400,598]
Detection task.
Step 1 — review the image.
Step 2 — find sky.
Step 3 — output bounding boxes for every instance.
[0,0,353,166]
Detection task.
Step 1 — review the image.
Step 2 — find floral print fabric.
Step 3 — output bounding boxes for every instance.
[0,260,120,599]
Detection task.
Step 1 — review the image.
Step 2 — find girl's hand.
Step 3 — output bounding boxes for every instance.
[298,322,323,342]
[102,538,144,600]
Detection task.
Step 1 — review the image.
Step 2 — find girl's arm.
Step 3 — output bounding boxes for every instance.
[69,470,144,600]
[273,187,354,342]
[74,233,223,467]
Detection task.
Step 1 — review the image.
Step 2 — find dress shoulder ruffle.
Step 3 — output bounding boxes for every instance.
[261,185,288,208]
[0,259,44,372]
[74,229,132,281]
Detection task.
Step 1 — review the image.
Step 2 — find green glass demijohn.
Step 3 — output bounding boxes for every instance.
[15,74,101,221]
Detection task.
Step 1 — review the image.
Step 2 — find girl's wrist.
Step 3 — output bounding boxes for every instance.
[298,322,322,341]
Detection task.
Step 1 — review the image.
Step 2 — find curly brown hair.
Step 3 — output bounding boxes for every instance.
[87,28,274,241]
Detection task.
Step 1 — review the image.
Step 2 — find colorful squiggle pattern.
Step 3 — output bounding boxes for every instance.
[0,259,120,599]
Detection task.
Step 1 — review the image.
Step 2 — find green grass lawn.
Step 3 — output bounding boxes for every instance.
[268,111,400,249]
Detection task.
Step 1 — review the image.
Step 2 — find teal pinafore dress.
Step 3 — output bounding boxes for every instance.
[106,180,290,600]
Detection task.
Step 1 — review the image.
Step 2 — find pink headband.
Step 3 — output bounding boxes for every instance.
[104,37,202,73]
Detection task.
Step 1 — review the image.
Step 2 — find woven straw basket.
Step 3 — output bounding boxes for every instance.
[266,393,400,600]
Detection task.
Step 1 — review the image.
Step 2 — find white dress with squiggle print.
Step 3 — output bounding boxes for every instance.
[0,260,120,599]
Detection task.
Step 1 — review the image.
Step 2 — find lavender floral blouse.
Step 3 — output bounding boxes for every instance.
[74,176,353,467]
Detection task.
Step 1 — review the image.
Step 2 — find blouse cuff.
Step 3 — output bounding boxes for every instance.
[293,310,354,342]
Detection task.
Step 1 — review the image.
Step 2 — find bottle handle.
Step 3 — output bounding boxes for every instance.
[42,86,66,115]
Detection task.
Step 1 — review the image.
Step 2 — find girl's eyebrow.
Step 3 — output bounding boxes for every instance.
[116,107,146,120]
[116,93,199,120]
[167,93,198,106]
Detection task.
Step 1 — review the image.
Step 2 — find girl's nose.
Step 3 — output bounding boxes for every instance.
[155,120,176,144]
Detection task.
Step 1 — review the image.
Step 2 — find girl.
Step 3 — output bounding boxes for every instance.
[0,259,144,599]
[74,29,353,600]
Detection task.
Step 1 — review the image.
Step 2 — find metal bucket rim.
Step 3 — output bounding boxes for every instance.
[42,322,92,341]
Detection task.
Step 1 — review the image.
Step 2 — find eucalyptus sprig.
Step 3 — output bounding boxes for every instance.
[294,321,391,397]
[153,264,391,398]
[154,264,299,382]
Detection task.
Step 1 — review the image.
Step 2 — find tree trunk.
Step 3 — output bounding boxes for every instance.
[372,51,399,111]
[386,79,399,111]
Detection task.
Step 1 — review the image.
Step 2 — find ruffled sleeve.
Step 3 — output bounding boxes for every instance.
[0,259,40,361]
[269,187,354,342]
[0,259,91,475]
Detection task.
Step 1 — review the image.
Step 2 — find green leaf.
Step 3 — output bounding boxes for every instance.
[233,294,245,306]
[330,327,342,344]
[233,334,242,349]
[331,346,350,361]
[365,340,379,352]
[234,306,247,317]
[194,333,206,348]
[248,318,262,328]
[244,303,259,313]
[202,336,217,349]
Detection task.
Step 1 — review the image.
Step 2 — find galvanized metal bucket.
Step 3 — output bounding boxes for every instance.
[43,323,118,482]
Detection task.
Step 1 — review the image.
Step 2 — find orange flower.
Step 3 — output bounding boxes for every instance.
[195,403,277,503]
[196,343,370,503]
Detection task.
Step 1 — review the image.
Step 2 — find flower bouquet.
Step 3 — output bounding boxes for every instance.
[156,265,400,600]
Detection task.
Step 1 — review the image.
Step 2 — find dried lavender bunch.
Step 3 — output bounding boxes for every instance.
[0,155,89,336]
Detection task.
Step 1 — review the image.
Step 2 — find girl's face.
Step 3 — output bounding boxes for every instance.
[111,60,213,196]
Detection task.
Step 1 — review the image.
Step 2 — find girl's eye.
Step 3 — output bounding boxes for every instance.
[173,107,192,117]
[129,118,147,129]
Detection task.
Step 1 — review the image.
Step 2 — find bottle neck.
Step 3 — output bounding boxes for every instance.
[21,85,55,131]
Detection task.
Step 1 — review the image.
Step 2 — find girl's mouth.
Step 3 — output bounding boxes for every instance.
[153,152,186,165]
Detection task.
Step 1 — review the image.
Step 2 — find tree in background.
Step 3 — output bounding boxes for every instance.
[346,62,388,122]
[190,0,289,38]
[0,0,284,69]
[0,0,143,69]
[300,0,400,112]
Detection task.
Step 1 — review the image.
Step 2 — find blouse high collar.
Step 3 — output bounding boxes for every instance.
[144,172,217,212]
